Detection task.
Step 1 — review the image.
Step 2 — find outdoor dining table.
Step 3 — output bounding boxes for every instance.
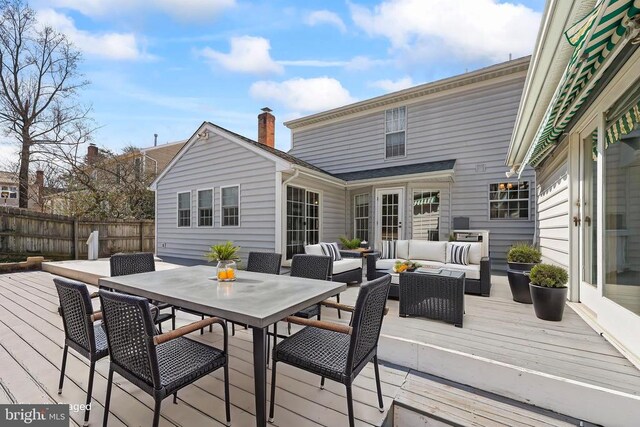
[99,264,347,427]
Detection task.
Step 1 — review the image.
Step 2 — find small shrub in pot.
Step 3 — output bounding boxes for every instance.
[507,242,541,269]
[529,263,569,321]
[506,242,541,303]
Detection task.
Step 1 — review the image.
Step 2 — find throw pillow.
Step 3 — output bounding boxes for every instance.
[381,240,397,259]
[448,243,471,266]
[320,242,342,261]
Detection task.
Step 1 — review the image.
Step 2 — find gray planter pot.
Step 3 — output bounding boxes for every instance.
[529,284,568,321]
[507,262,538,272]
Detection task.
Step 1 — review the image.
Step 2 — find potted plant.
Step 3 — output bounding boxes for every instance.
[206,241,240,282]
[506,242,541,303]
[339,236,362,250]
[529,264,569,321]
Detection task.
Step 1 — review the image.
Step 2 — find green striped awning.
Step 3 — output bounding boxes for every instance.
[591,98,640,158]
[526,0,640,167]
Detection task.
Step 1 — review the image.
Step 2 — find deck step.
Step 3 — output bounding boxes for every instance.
[392,371,585,427]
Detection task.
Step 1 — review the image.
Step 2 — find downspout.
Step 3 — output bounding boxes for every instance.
[448,180,453,238]
[283,169,300,187]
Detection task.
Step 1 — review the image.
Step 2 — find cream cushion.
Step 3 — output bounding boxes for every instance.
[396,240,409,259]
[446,242,482,265]
[409,241,447,263]
[304,244,324,256]
[443,263,480,280]
[332,258,362,275]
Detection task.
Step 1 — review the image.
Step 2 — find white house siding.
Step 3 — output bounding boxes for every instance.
[536,146,570,269]
[156,134,276,263]
[283,173,347,245]
[289,75,535,269]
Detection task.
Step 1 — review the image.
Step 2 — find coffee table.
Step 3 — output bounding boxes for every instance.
[398,269,465,327]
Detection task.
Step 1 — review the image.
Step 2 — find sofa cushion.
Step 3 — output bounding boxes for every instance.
[443,263,480,280]
[381,240,397,259]
[320,242,342,261]
[332,258,361,275]
[409,241,447,263]
[447,242,482,265]
[305,244,324,256]
[376,258,404,270]
[396,240,409,259]
[447,243,471,266]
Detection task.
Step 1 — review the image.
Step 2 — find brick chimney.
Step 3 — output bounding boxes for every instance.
[258,107,275,148]
[35,170,44,211]
[87,143,98,165]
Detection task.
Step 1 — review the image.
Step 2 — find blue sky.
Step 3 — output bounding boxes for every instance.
[1,0,546,162]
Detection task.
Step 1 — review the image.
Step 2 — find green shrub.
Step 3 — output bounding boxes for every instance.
[529,264,568,288]
[339,236,362,249]
[205,241,240,262]
[507,242,541,263]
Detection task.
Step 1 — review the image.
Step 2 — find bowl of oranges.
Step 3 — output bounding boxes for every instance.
[393,260,422,273]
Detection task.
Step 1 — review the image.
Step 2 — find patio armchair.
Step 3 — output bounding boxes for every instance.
[109,252,175,332]
[54,277,109,427]
[99,290,231,427]
[269,274,392,427]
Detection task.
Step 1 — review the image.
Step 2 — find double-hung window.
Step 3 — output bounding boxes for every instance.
[489,182,530,220]
[197,189,213,227]
[177,192,191,227]
[353,194,369,242]
[221,185,239,227]
[385,106,406,158]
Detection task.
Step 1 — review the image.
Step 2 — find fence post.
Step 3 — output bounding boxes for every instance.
[139,221,144,252]
[73,220,79,260]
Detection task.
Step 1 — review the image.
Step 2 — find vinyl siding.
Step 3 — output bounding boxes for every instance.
[536,147,570,269]
[290,75,535,269]
[283,173,347,247]
[156,133,276,263]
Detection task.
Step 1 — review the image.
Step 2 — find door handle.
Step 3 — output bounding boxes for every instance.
[585,216,591,226]
[573,216,581,226]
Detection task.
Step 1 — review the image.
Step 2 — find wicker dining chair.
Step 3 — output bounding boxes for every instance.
[54,278,109,427]
[230,252,283,337]
[109,252,175,332]
[269,274,391,427]
[290,254,332,320]
[99,290,231,427]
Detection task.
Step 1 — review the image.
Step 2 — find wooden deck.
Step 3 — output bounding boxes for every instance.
[0,270,588,427]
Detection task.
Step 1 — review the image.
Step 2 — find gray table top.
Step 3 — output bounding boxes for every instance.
[99,265,347,328]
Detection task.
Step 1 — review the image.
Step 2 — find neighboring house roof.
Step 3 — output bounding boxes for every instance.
[333,160,456,182]
[284,56,531,130]
[0,171,16,183]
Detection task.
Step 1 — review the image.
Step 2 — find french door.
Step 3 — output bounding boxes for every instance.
[579,126,598,291]
[375,188,404,247]
[285,186,320,260]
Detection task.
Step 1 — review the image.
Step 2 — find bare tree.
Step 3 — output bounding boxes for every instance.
[0,0,89,208]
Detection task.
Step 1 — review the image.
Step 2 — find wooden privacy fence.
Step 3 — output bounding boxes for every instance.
[0,206,155,260]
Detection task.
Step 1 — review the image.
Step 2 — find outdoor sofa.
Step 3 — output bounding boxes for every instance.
[367,240,491,298]
[304,243,363,284]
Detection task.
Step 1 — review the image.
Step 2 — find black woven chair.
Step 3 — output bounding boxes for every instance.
[54,278,108,427]
[109,253,175,332]
[290,254,332,320]
[99,290,230,427]
[269,274,392,427]
[230,252,283,337]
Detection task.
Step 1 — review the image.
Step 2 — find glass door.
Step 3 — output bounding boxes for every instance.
[375,188,404,247]
[580,127,598,289]
[286,186,320,260]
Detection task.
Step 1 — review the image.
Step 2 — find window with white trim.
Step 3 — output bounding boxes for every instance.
[353,193,369,242]
[197,189,213,227]
[489,181,530,220]
[221,185,239,227]
[1,186,17,199]
[385,106,406,158]
[412,190,440,240]
[177,192,191,227]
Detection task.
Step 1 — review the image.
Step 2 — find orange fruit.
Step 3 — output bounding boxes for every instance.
[218,270,228,280]
[226,268,235,279]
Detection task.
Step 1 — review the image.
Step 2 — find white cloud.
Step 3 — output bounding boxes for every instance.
[370,76,414,92]
[305,10,347,33]
[350,0,541,62]
[42,0,235,22]
[199,36,283,74]
[277,55,389,70]
[37,9,150,61]
[250,77,356,112]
